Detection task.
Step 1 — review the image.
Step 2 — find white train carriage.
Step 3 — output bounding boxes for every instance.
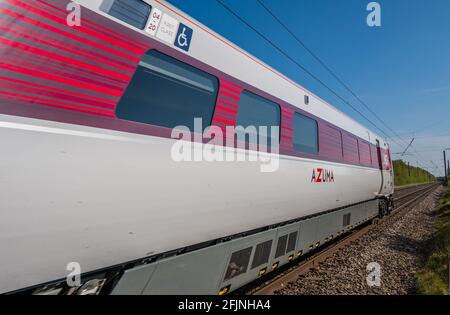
[0,0,394,295]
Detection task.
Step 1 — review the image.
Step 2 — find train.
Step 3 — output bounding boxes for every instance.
[0,0,394,295]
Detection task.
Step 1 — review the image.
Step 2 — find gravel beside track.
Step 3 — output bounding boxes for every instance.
[275,186,443,295]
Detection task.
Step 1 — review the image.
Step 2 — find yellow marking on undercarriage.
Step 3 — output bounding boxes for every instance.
[218,286,230,296]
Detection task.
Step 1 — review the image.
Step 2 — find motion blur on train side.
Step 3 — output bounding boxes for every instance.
[0,0,393,295]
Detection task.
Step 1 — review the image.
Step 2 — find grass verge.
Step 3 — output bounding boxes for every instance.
[393,160,435,187]
[416,188,450,295]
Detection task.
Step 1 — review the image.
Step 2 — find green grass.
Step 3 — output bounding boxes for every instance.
[416,189,450,295]
[393,160,436,187]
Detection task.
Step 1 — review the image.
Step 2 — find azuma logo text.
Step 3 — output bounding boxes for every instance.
[311,168,335,183]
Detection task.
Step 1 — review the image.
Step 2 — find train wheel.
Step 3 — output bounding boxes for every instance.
[379,199,388,218]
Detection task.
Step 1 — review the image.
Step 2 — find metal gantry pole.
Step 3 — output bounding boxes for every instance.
[445,151,448,186]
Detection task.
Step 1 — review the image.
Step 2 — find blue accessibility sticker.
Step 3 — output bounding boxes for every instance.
[174,23,193,52]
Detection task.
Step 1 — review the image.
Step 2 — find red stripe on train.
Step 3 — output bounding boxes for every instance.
[0,38,132,82]
[0,62,123,97]
[0,91,114,117]
[0,76,117,105]
[0,79,116,110]
[215,105,238,115]
[0,7,140,63]
[0,19,136,73]
[213,117,235,126]
[219,90,240,101]
[9,0,146,55]
[1,56,125,93]
[34,0,149,51]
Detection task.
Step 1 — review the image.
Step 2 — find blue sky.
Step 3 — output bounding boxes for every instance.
[167,0,450,175]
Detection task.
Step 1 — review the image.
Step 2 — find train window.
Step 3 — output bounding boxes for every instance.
[321,125,343,159]
[293,113,318,154]
[275,235,288,258]
[100,0,152,30]
[343,134,360,163]
[251,240,273,269]
[235,91,280,149]
[359,141,372,166]
[370,144,379,168]
[286,232,298,253]
[386,148,392,170]
[116,50,219,131]
[224,247,253,281]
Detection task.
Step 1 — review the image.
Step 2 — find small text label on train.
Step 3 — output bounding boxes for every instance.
[145,9,194,52]
[311,168,335,183]
[145,7,163,36]
[156,13,179,44]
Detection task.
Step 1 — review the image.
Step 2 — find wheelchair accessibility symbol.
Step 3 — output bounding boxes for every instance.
[174,23,193,52]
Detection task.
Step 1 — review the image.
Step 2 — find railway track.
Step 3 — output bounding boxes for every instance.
[242,183,440,295]
[393,182,434,200]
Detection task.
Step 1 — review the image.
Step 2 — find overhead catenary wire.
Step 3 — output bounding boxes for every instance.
[255,0,402,139]
[255,0,428,153]
[400,138,415,157]
[397,116,450,137]
[216,0,436,173]
[215,0,394,141]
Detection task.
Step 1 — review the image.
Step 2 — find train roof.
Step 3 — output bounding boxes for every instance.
[77,0,389,149]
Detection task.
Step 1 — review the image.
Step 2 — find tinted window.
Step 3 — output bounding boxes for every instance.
[293,113,318,154]
[371,145,380,168]
[116,50,219,131]
[359,141,372,166]
[101,0,151,30]
[286,232,298,253]
[321,125,343,159]
[224,247,252,281]
[251,240,272,269]
[343,134,360,163]
[235,91,280,148]
[275,235,288,259]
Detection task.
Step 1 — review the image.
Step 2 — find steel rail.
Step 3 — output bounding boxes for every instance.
[251,183,439,295]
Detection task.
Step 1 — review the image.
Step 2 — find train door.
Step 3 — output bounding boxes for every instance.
[386,146,393,186]
[376,139,384,194]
